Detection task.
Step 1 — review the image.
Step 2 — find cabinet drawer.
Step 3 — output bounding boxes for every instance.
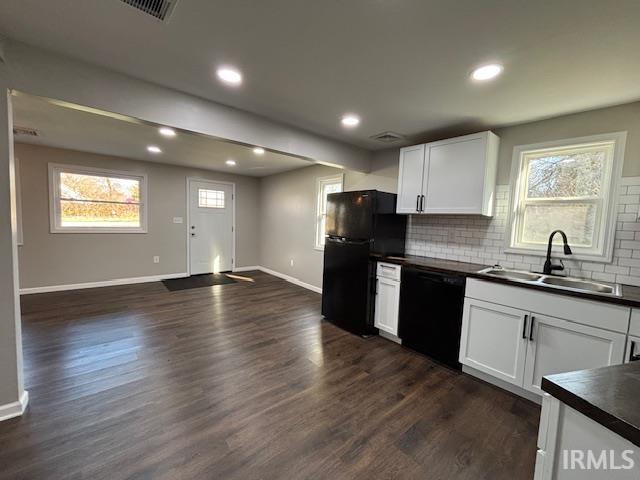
[377,262,401,281]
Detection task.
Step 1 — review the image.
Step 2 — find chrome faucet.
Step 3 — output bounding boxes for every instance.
[543,230,572,275]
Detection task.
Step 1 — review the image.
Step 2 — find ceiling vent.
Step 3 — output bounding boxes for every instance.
[13,126,39,137]
[370,131,405,143]
[119,0,180,22]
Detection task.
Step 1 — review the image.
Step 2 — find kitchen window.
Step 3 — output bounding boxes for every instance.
[49,163,147,233]
[315,174,344,249]
[507,132,626,262]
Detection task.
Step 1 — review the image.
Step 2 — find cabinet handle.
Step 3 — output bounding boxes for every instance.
[416,195,420,212]
[630,341,640,362]
[522,315,528,339]
[420,195,425,212]
[529,316,535,341]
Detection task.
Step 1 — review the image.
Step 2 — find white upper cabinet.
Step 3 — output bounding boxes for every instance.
[396,131,499,216]
[396,144,426,214]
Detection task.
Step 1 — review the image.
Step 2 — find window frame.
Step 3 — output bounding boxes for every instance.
[314,174,344,250]
[48,163,148,234]
[505,132,626,263]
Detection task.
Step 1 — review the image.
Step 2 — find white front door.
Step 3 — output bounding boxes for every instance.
[189,180,234,274]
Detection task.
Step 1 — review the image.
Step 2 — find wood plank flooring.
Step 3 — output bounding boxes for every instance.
[0,271,540,479]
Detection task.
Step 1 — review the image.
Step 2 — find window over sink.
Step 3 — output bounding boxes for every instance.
[506,132,626,262]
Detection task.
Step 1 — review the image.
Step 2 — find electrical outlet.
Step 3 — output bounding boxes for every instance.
[290,259,294,267]
[153,256,160,264]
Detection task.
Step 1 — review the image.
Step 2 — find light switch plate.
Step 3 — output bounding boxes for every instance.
[173,217,183,224]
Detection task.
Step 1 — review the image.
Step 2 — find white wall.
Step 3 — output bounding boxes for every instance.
[17,144,261,289]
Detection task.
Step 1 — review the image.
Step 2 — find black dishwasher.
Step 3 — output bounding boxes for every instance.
[398,267,466,370]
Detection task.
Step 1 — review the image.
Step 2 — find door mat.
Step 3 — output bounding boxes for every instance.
[162,273,237,292]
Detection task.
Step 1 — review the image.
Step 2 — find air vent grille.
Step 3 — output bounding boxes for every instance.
[370,131,405,143]
[13,126,39,137]
[119,0,179,21]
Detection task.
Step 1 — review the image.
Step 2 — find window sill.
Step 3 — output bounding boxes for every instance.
[50,228,148,234]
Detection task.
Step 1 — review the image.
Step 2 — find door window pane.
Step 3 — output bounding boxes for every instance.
[199,189,225,209]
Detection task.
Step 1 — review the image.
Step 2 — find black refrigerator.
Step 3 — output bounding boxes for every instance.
[321,190,406,336]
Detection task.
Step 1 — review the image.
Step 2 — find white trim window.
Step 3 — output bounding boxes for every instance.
[507,132,626,262]
[49,163,148,233]
[315,174,344,249]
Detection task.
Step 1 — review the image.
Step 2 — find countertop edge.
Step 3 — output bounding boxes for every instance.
[541,375,640,448]
[372,255,640,308]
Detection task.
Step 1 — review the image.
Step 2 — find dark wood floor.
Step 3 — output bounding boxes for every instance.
[0,271,540,479]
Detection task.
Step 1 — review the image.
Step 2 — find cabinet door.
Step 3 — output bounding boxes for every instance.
[396,144,426,214]
[459,299,528,386]
[523,314,626,395]
[374,277,400,336]
[423,135,486,214]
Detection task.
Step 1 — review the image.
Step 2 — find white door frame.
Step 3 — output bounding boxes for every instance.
[186,177,236,275]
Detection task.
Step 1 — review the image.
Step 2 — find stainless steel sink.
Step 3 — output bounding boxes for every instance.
[540,276,620,295]
[482,269,542,282]
[478,267,622,297]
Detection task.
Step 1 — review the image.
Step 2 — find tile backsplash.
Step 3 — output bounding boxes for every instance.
[405,177,640,287]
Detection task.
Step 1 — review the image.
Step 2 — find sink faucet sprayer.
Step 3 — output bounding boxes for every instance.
[543,230,572,275]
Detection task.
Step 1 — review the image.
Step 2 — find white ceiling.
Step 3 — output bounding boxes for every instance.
[1,1,640,150]
[12,93,312,176]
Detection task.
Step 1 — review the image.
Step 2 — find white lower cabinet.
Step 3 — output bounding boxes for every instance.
[460,280,629,398]
[459,299,528,386]
[523,314,626,395]
[374,268,401,336]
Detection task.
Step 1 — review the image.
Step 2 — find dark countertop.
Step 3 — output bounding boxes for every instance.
[542,363,640,447]
[371,254,640,308]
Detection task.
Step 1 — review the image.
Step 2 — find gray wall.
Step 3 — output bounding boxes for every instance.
[256,152,399,289]
[255,101,640,290]
[4,40,371,173]
[493,101,640,183]
[258,164,341,288]
[17,143,260,289]
[0,77,25,408]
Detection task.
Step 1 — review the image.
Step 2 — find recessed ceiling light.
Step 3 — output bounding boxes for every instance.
[147,145,162,154]
[341,114,361,128]
[471,63,503,81]
[159,127,176,137]
[226,159,237,166]
[253,147,265,155]
[216,66,243,86]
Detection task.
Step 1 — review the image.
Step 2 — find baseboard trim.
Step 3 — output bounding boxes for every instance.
[257,266,322,294]
[232,265,261,273]
[19,273,188,295]
[0,390,29,422]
